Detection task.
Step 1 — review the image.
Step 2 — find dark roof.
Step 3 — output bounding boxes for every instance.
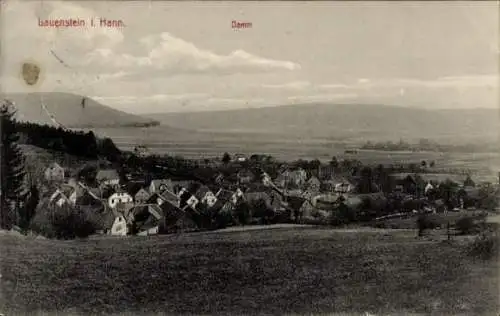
[194,185,212,199]
[215,189,234,202]
[125,182,144,196]
[96,169,120,181]
[47,162,63,170]
[150,179,173,190]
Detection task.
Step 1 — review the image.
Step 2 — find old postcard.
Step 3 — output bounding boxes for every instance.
[0,0,499,315]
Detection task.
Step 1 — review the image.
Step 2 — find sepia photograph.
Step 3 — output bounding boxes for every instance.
[0,1,499,315]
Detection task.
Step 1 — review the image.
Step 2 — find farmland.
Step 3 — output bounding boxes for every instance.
[90,126,500,182]
[1,227,498,315]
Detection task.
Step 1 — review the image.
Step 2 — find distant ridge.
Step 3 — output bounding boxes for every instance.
[145,103,500,143]
[1,92,159,128]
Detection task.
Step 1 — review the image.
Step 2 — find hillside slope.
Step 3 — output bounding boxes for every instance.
[146,104,500,143]
[1,92,158,128]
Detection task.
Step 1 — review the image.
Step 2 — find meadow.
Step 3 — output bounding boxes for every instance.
[1,227,498,315]
[91,126,500,182]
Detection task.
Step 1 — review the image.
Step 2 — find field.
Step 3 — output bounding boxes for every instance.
[90,126,500,180]
[1,227,498,315]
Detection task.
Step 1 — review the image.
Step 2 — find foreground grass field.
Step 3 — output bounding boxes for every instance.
[1,227,498,315]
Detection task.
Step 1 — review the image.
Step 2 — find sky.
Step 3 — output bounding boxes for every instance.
[1,1,498,113]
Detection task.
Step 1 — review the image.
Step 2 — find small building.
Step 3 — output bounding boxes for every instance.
[195,185,218,208]
[134,188,150,204]
[96,169,120,188]
[49,188,70,207]
[235,154,247,162]
[110,215,128,236]
[178,187,200,210]
[306,176,321,193]
[212,189,235,212]
[108,192,133,209]
[424,182,434,194]
[148,190,180,208]
[275,168,308,189]
[237,169,255,184]
[149,179,173,195]
[44,162,65,182]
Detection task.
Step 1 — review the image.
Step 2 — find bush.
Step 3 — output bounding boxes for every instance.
[30,203,99,239]
[416,214,439,236]
[455,217,476,235]
[466,232,499,260]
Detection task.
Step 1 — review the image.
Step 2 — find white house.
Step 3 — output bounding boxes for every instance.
[424,182,434,194]
[110,215,128,236]
[44,162,65,182]
[108,192,133,209]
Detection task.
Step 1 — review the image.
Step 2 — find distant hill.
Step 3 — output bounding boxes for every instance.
[146,104,500,144]
[1,92,159,128]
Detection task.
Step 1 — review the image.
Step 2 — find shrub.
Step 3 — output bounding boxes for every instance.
[233,203,251,225]
[455,217,476,235]
[466,232,499,260]
[416,214,439,236]
[30,203,99,239]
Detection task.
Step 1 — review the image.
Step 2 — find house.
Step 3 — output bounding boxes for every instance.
[214,189,237,212]
[108,191,134,209]
[424,182,434,194]
[149,179,173,195]
[44,162,65,182]
[171,180,195,194]
[134,188,150,204]
[321,175,354,194]
[275,168,308,189]
[391,174,418,194]
[74,184,103,206]
[178,187,200,210]
[49,188,71,207]
[306,176,321,193]
[235,154,247,162]
[237,169,255,184]
[148,190,180,208]
[194,185,218,209]
[96,169,120,188]
[230,188,245,205]
[110,215,128,236]
[299,200,315,220]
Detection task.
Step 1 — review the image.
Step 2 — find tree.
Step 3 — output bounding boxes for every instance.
[330,156,339,168]
[1,100,26,229]
[421,160,427,168]
[19,185,39,231]
[222,152,231,164]
[308,159,321,172]
[464,175,475,187]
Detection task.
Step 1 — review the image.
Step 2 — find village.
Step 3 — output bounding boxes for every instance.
[39,150,500,238]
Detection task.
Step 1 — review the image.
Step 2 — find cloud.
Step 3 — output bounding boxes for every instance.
[84,32,301,75]
[318,83,350,89]
[261,81,311,89]
[356,75,499,89]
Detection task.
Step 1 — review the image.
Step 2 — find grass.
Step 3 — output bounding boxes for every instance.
[374,210,490,230]
[1,227,498,315]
